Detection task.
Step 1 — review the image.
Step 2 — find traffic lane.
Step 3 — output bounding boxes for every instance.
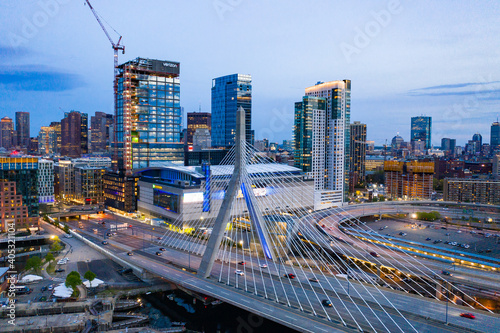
[135,242,491,333]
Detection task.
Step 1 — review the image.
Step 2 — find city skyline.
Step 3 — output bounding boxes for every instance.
[1,1,499,146]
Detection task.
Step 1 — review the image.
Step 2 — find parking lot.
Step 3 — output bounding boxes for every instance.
[363,217,500,258]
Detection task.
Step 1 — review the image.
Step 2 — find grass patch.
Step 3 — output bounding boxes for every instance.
[46,262,56,275]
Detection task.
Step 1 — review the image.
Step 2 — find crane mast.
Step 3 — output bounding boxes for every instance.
[84,0,125,75]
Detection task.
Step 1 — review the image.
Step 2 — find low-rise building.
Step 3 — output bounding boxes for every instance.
[444,178,500,205]
[134,164,314,226]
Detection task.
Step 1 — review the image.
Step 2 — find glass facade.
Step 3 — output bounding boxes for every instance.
[410,116,432,150]
[294,97,326,173]
[115,57,184,171]
[211,74,252,147]
[153,188,179,213]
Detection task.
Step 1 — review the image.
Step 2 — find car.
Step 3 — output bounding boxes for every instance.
[309,277,319,283]
[106,232,112,237]
[385,274,395,280]
[369,252,379,257]
[450,241,457,246]
[464,244,470,249]
[460,313,475,319]
[79,225,84,229]
[441,227,447,230]
[322,299,333,307]
[41,286,47,292]
[426,237,431,241]
[235,270,244,276]
[159,247,166,251]
[156,251,162,256]
[102,241,108,245]
[485,249,492,253]
[478,250,484,253]
[55,268,65,273]
[64,234,73,238]
[470,230,477,234]
[157,237,162,240]
[379,227,384,230]
[441,270,452,276]
[127,252,133,256]
[48,284,53,291]
[238,261,246,266]
[101,221,106,225]
[259,264,268,268]
[284,273,296,279]
[457,230,462,233]
[128,224,133,228]
[93,229,98,233]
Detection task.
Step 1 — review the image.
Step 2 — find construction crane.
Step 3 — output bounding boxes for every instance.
[84,0,125,75]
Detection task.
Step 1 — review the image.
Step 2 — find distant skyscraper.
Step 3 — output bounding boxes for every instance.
[349,121,366,192]
[441,138,456,156]
[61,111,88,158]
[49,121,62,153]
[211,74,252,147]
[294,80,351,209]
[187,112,211,145]
[192,128,211,150]
[15,112,30,148]
[491,121,500,149]
[410,116,432,150]
[391,134,404,150]
[114,57,183,172]
[0,117,14,150]
[91,112,114,152]
[38,126,58,155]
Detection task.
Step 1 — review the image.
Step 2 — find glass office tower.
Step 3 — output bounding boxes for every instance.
[410,116,432,150]
[211,74,252,147]
[115,57,184,171]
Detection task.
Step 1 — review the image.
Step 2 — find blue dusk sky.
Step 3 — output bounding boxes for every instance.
[1,0,499,146]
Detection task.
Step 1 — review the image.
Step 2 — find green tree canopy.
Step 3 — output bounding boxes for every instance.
[65,271,82,297]
[26,256,42,272]
[84,270,97,287]
[45,252,55,263]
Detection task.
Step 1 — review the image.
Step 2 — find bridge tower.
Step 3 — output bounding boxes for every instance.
[197,107,274,278]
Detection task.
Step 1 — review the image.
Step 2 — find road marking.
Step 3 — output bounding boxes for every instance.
[314,326,329,332]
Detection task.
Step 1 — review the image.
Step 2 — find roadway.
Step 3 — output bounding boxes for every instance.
[68,214,500,333]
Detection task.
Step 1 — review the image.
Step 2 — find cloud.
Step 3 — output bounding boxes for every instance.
[408,81,500,97]
[0,65,85,91]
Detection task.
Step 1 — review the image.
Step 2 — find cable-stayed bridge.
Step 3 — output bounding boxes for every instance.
[129,109,498,332]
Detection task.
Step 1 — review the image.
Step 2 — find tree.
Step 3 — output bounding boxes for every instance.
[45,253,55,263]
[84,270,97,288]
[65,271,82,297]
[63,225,70,234]
[26,256,42,273]
[50,240,62,253]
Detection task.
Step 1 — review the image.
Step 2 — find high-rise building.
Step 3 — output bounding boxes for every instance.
[91,112,114,153]
[61,111,88,158]
[114,57,183,171]
[410,116,432,150]
[0,117,14,150]
[15,112,30,148]
[294,96,325,173]
[491,121,500,150]
[38,159,54,205]
[38,126,58,155]
[294,80,351,209]
[391,134,404,150]
[441,138,456,156]
[28,137,38,155]
[49,121,62,153]
[211,74,252,147]
[187,112,211,145]
[493,154,500,179]
[349,121,366,193]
